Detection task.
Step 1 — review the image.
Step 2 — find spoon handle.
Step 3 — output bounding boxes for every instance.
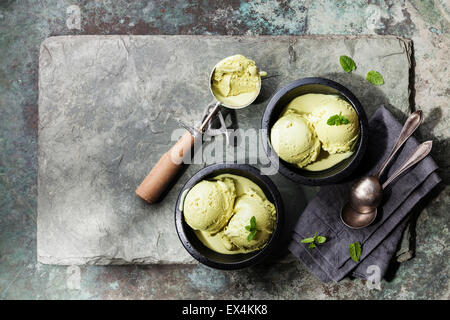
[382,141,432,189]
[376,110,423,179]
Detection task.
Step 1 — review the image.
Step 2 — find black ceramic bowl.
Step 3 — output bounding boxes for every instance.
[175,164,284,270]
[261,77,369,186]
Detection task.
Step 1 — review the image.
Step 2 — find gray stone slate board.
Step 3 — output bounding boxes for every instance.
[37,35,411,265]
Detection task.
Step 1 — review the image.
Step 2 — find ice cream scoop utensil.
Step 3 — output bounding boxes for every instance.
[341,140,432,229]
[136,58,262,204]
[348,110,423,213]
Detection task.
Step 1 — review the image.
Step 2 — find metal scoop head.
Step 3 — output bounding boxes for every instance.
[208,55,263,109]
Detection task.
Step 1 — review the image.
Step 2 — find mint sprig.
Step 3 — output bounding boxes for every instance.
[339,55,356,72]
[245,216,257,242]
[349,242,362,262]
[327,112,350,126]
[301,232,327,249]
[366,70,384,85]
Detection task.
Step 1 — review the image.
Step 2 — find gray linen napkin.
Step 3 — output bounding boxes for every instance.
[288,106,441,282]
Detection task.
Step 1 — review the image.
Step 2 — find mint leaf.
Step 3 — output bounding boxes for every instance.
[327,114,339,125]
[247,229,257,242]
[301,232,327,248]
[246,216,258,242]
[349,242,362,262]
[250,216,256,229]
[339,55,356,72]
[366,70,384,85]
[316,236,327,244]
[327,112,350,126]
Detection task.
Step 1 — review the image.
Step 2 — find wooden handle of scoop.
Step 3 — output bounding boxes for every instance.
[136,131,195,203]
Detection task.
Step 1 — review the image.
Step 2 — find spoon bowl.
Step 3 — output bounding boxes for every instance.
[349,176,382,213]
[341,203,377,229]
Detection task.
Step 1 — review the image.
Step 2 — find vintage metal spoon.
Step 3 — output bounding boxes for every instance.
[341,140,432,229]
[340,110,423,229]
[349,110,423,214]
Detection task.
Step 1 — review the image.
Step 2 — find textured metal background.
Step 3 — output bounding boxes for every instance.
[0,0,448,299]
